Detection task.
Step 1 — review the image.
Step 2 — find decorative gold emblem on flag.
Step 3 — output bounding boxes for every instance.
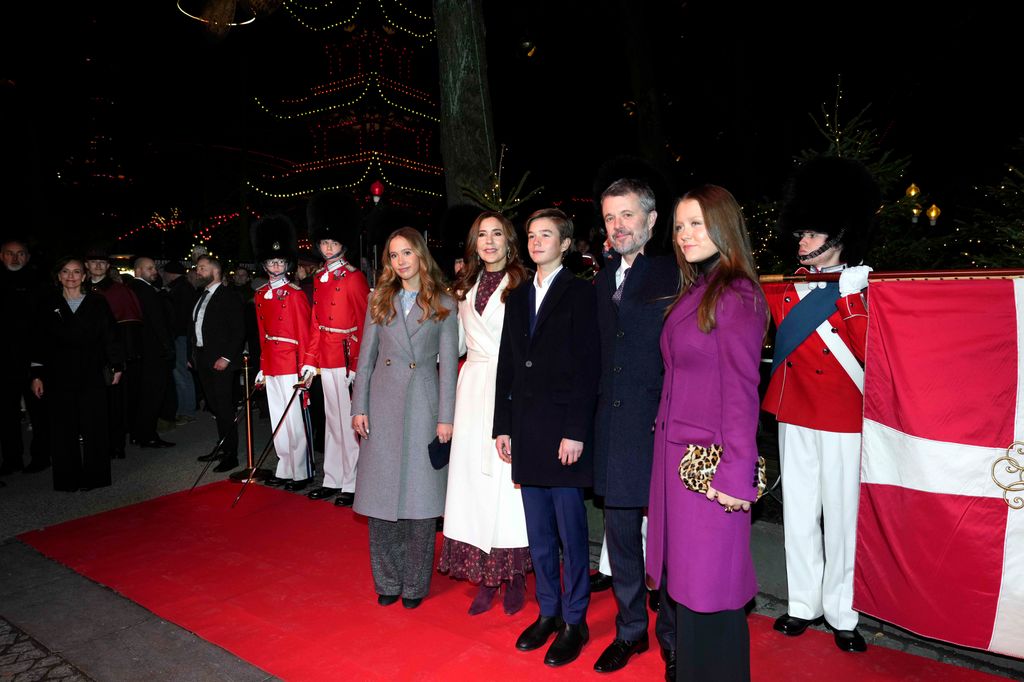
[993,442,1024,510]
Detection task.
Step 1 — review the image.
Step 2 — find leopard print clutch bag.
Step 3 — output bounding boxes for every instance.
[678,443,767,502]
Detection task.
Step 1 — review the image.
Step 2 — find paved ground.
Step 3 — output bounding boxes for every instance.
[1,412,1022,680]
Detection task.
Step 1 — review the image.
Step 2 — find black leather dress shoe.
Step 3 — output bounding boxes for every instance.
[593,634,648,672]
[377,594,400,606]
[334,492,355,507]
[544,622,589,667]
[139,438,175,449]
[402,597,423,609]
[589,572,613,592]
[197,452,219,462]
[773,614,824,636]
[832,627,867,652]
[262,476,288,487]
[213,458,239,473]
[284,478,311,492]
[661,648,676,682]
[516,615,564,651]
[307,486,340,500]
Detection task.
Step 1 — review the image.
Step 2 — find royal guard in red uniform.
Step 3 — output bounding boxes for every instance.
[250,215,315,490]
[763,157,879,653]
[302,192,370,507]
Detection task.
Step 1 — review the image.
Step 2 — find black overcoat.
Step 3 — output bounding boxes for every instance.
[592,253,679,507]
[493,267,600,488]
[33,292,123,389]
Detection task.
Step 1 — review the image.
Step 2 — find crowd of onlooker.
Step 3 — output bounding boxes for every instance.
[0,237,324,492]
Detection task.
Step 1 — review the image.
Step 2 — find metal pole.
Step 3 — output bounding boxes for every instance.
[190,384,262,492]
[232,380,306,507]
[230,353,272,483]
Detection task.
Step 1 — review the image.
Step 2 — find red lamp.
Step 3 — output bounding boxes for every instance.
[370,180,385,204]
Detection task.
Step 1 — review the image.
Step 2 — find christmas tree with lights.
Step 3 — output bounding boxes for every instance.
[954,139,1024,268]
[747,89,963,273]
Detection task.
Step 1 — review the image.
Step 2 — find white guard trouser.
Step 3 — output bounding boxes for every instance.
[320,366,360,492]
[779,421,862,631]
[266,374,310,481]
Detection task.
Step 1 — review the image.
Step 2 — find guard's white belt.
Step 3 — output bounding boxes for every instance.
[265,335,298,345]
[318,325,358,336]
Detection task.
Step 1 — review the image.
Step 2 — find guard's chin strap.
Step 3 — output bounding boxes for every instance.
[797,229,845,263]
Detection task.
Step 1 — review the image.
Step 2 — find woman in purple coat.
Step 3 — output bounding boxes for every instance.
[646,185,767,682]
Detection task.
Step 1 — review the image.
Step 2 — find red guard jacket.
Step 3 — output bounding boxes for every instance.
[761,274,868,434]
[304,261,370,371]
[255,282,311,377]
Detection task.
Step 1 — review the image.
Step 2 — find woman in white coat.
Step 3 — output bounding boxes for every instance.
[439,211,533,615]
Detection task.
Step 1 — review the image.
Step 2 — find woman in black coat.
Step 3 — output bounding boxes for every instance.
[31,257,123,491]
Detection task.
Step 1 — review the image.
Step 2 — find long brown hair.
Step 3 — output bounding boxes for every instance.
[666,185,761,333]
[369,227,452,325]
[452,211,528,303]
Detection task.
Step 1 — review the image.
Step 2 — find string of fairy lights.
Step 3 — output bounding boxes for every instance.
[253,72,439,122]
[281,0,434,43]
[247,150,443,199]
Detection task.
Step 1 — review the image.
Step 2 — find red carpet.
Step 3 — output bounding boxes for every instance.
[19,482,1004,681]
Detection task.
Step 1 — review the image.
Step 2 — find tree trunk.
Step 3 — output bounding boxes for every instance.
[614,0,672,174]
[433,0,496,207]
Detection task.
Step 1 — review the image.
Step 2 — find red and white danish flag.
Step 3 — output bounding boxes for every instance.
[854,278,1024,659]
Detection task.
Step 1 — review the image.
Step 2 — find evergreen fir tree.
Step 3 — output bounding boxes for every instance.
[956,139,1024,268]
[749,83,962,272]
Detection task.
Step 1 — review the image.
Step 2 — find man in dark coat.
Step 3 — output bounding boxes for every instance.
[127,256,175,448]
[494,208,600,667]
[191,255,245,472]
[85,247,143,459]
[0,238,49,475]
[590,178,679,676]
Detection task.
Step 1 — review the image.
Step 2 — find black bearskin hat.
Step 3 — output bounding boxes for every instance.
[251,214,298,267]
[307,190,362,248]
[777,156,881,265]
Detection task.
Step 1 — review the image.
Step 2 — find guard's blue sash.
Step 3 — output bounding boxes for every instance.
[770,282,840,375]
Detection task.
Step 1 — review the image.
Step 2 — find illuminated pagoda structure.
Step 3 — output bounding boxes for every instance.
[247,0,444,242]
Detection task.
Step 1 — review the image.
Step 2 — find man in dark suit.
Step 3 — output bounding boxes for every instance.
[591,178,679,678]
[127,256,175,448]
[191,255,245,472]
[494,208,600,668]
[0,238,49,476]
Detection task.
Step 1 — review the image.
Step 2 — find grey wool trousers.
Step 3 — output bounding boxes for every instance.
[368,517,438,599]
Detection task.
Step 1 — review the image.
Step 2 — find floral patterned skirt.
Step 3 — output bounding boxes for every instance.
[437,537,533,586]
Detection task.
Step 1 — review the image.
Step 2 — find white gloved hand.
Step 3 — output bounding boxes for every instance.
[345,370,357,388]
[300,365,318,385]
[254,370,266,386]
[839,265,873,296]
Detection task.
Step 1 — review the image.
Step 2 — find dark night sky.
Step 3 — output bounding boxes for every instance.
[1,1,1019,255]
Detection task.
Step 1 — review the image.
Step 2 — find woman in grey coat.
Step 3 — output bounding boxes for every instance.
[351,227,458,609]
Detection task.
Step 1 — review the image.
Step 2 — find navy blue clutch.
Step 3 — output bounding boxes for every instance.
[428,437,450,470]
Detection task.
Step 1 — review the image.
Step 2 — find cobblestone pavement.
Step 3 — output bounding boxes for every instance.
[0,617,91,682]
